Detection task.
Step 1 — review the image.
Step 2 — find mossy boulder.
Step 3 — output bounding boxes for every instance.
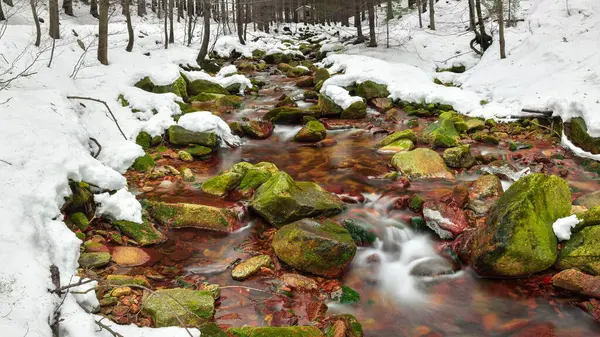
[318,93,343,116]
[134,76,154,92]
[375,130,417,148]
[421,117,460,148]
[294,120,326,142]
[466,119,486,132]
[356,80,390,100]
[132,154,155,172]
[147,201,239,232]
[187,79,229,97]
[228,326,324,337]
[79,252,111,269]
[135,131,152,150]
[215,95,243,109]
[241,120,274,139]
[564,117,600,154]
[237,162,279,197]
[314,68,330,85]
[189,93,225,103]
[70,212,90,231]
[201,61,222,74]
[201,172,243,197]
[65,181,95,217]
[142,288,215,328]
[264,52,293,65]
[265,107,320,124]
[574,191,600,210]
[249,172,345,227]
[231,255,274,280]
[152,76,188,101]
[378,138,415,153]
[273,218,357,278]
[187,146,213,158]
[304,90,319,100]
[470,174,571,277]
[443,145,475,168]
[167,125,218,148]
[112,218,166,246]
[341,101,367,119]
[391,148,454,180]
[287,66,311,78]
[252,49,267,59]
[557,225,600,275]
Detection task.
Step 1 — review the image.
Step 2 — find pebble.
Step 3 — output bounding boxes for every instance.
[111,286,132,297]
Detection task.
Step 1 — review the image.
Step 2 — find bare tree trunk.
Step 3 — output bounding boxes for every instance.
[236,0,245,44]
[152,0,156,12]
[196,0,210,65]
[158,0,161,18]
[498,0,506,59]
[50,0,60,39]
[187,0,194,45]
[125,0,134,51]
[138,0,147,16]
[387,0,393,20]
[428,0,435,30]
[163,0,168,48]
[0,2,5,21]
[90,0,99,17]
[367,0,376,47]
[355,0,363,39]
[4,0,13,6]
[468,0,476,30]
[63,0,73,16]
[416,0,423,28]
[98,0,109,65]
[31,0,41,46]
[169,0,174,43]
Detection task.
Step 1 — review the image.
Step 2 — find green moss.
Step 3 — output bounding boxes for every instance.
[152,76,188,100]
[135,131,152,150]
[187,146,212,158]
[294,120,326,142]
[318,93,343,116]
[265,107,320,124]
[375,130,417,148]
[557,225,600,275]
[168,125,218,147]
[421,117,460,148]
[314,68,330,84]
[341,100,367,119]
[106,274,151,288]
[443,145,475,168]
[408,195,424,212]
[252,49,267,59]
[356,80,390,100]
[132,154,155,172]
[343,219,376,245]
[564,117,600,154]
[216,95,243,109]
[142,288,215,327]
[509,141,532,151]
[70,212,90,231]
[201,172,243,197]
[337,285,360,304]
[134,76,154,92]
[187,79,229,97]
[391,148,454,180]
[147,201,238,232]
[189,93,225,103]
[436,65,466,73]
[79,252,111,269]
[118,94,129,107]
[228,326,324,337]
[199,323,228,337]
[113,218,166,246]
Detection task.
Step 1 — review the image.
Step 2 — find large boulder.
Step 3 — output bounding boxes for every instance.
[167,125,217,148]
[142,288,215,327]
[420,117,460,148]
[391,148,454,180]
[470,174,571,277]
[187,79,229,97]
[564,117,600,154]
[467,174,504,215]
[249,172,345,227]
[314,68,330,85]
[147,201,240,232]
[272,219,357,278]
[228,326,324,337]
[556,225,600,275]
[294,120,326,142]
[356,80,390,100]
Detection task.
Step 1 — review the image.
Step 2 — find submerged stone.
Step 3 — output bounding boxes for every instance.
[112,218,166,246]
[147,201,239,232]
[391,148,454,180]
[471,174,571,277]
[250,172,345,227]
[231,255,274,280]
[228,326,324,337]
[142,288,215,328]
[467,175,504,215]
[167,125,217,148]
[273,218,356,278]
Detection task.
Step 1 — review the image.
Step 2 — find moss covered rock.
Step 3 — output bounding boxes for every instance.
[201,172,243,197]
[375,130,417,148]
[70,212,90,231]
[136,131,152,150]
[556,223,600,275]
[113,218,166,246]
[216,95,243,109]
[294,120,326,142]
[134,77,154,92]
[167,125,218,148]
[314,68,330,85]
[341,101,367,119]
[466,119,486,132]
[199,323,228,337]
[187,146,213,158]
[132,154,155,172]
[287,66,311,78]
[467,174,504,215]
[318,93,343,116]
[142,288,215,328]
[378,138,415,153]
[228,326,324,337]
[304,90,319,100]
[265,107,320,124]
[79,252,111,269]
[356,80,390,100]
[189,93,225,103]
[106,274,151,288]
[564,117,600,154]
[250,172,345,227]
[421,117,460,148]
[273,218,356,278]
[471,174,571,277]
[152,76,188,101]
[241,120,274,139]
[326,314,363,337]
[187,79,229,97]
[231,255,274,280]
[391,148,454,180]
[237,162,279,197]
[264,52,294,65]
[178,150,193,162]
[443,145,475,168]
[147,201,239,232]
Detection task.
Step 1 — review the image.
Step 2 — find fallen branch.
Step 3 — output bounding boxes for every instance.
[66,96,127,140]
[89,137,102,158]
[521,108,553,117]
[0,159,11,166]
[95,318,124,337]
[51,278,94,294]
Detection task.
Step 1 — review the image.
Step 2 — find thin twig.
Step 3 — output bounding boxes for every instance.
[521,108,553,117]
[0,159,12,166]
[95,318,124,337]
[66,96,127,140]
[51,278,94,294]
[89,137,102,158]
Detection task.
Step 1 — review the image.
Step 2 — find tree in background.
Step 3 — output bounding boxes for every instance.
[428,0,435,30]
[31,0,41,46]
[98,0,109,65]
[367,0,376,47]
[63,0,73,16]
[90,0,99,18]
[49,0,60,39]
[125,0,134,51]
[196,0,210,64]
[138,0,147,16]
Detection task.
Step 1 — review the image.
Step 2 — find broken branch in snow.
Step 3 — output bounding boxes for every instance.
[89,137,102,158]
[521,109,553,117]
[51,278,94,295]
[66,96,127,140]
[95,318,124,337]
[0,158,12,165]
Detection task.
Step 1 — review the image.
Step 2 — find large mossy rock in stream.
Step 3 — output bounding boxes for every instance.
[273,219,357,278]
[201,162,279,198]
[318,93,367,119]
[294,120,326,142]
[318,93,343,116]
[186,79,230,97]
[228,326,324,337]
[201,171,243,197]
[356,80,390,100]
[147,201,239,232]
[167,125,218,148]
[265,106,320,124]
[375,130,417,148]
[250,172,345,227]
[391,148,454,180]
[341,101,367,119]
[564,117,600,154]
[142,288,215,328]
[134,76,188,100]
[420,115,460,148]
[470,174,571,277]
[112,218,166,246]
[314,68,330,85]
[467,174,504,216]
[556,225,600,275]
[443,145,475,168]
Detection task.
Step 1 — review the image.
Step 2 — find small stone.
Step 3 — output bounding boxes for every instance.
[187,146,212,158]
[181,167,195,182]
[165,165,180,175]
[552,269,600,298]
[70,212,90,231]
[281,273,318,291]
[106,274,151,288]
[467,175,504,215]
[370,98,392,112]
[111,287,132,297]
[111,246,151,267]
[79,252,111,269]
[443,145,475,168]
[99,297,118,307]
[178,150,194,162]
[391,148,455,180]
[231,255,274,280]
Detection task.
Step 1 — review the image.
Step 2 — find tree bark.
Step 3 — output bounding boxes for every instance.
[178,0,183,21]
[236,0,245,44]
[63,0,73,16]
[152,0,156,12]
[355,0,363,39]
[49,0,60,39]
[0,1,5,21]
[138,0,147,16]
[125,0,134,51]
[468,0,476,30]
[417,0,423,28]
[90,0,99,17]
[163,0,168,48]
[367,0,376,47]
[4,0,13,6]
[196,0,210,65]
[187,0,194,45]
[498,0,506,58]
[169,0,174,43]
[31,0,41,46]
[98,0,109,65]
[428,0,435,30]
[387,0,393,20]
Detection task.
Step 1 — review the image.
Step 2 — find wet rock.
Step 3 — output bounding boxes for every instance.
[167,125,217,148]
[480,160,526,181]
[236,162,279,197]
[265,106,319,124]
[250,172,345,227]
[287,66,311,78]
[112,218,166,246]
[341,101,367,119]
[420,116,460,148]
[465,119,485,132]
[236,61,256,73]
[70,212,89,231]
[187,145,212,158]
[132,154,155,172]
[326,314,363,337]
[422,199,468,239]
[106,274,151,288]
[564,117,600,154]
[135,131,152,150]
[215,95,243,109]
[187,79,229,96]
[443,145,475,168]
[276,94,298,108]
[378,138,415,153]
[574,191,600,209]
[391,148,454,180]
[304,90,319,100]
[264,52,296,65]
[178,150,193,162]
[470,174,571,277]
[294,120,327,142]
[384,108,402,122]
[111,246,151,266]
[228,326,324,337]
[314,68,330,84]
[410,257,455,277]
[296,75,314,88]
[552,268,600,298]
[273,218,356,278]
[201,172,243,197]
[181,167,195,182]
[556,224,600,274]
[281,273,318,291]
[452,183,469,207]
[111,286,132,297]
[189,92,225,103]
[99,297,118,307]
[241,120,274,139]
[356,80,389,100]
[318,93,343,116]
[147,201,239,232]
[135,76,188,100]
[229,121,244,137]
[231,255,274,280]
[331,285,360,304]
[79,252,111,269]
[375,129,417,148]
[84,241,109,253]
[467,175,504,215]
[509,141,532,152]
[342,218,377,246]
[142,288,215,327]
[573,206,600,232]
[370,97,392,112]
[201,61,221,74]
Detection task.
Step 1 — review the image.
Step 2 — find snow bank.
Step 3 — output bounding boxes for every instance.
[182,66,253,95]
[553,215,582,241]
[178,111,242,147]
[94,188,143,223]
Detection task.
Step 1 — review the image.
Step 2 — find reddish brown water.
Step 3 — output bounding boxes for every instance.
[129,67,600,336]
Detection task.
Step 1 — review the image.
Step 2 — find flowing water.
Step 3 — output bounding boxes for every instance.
[125,64,600,336]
